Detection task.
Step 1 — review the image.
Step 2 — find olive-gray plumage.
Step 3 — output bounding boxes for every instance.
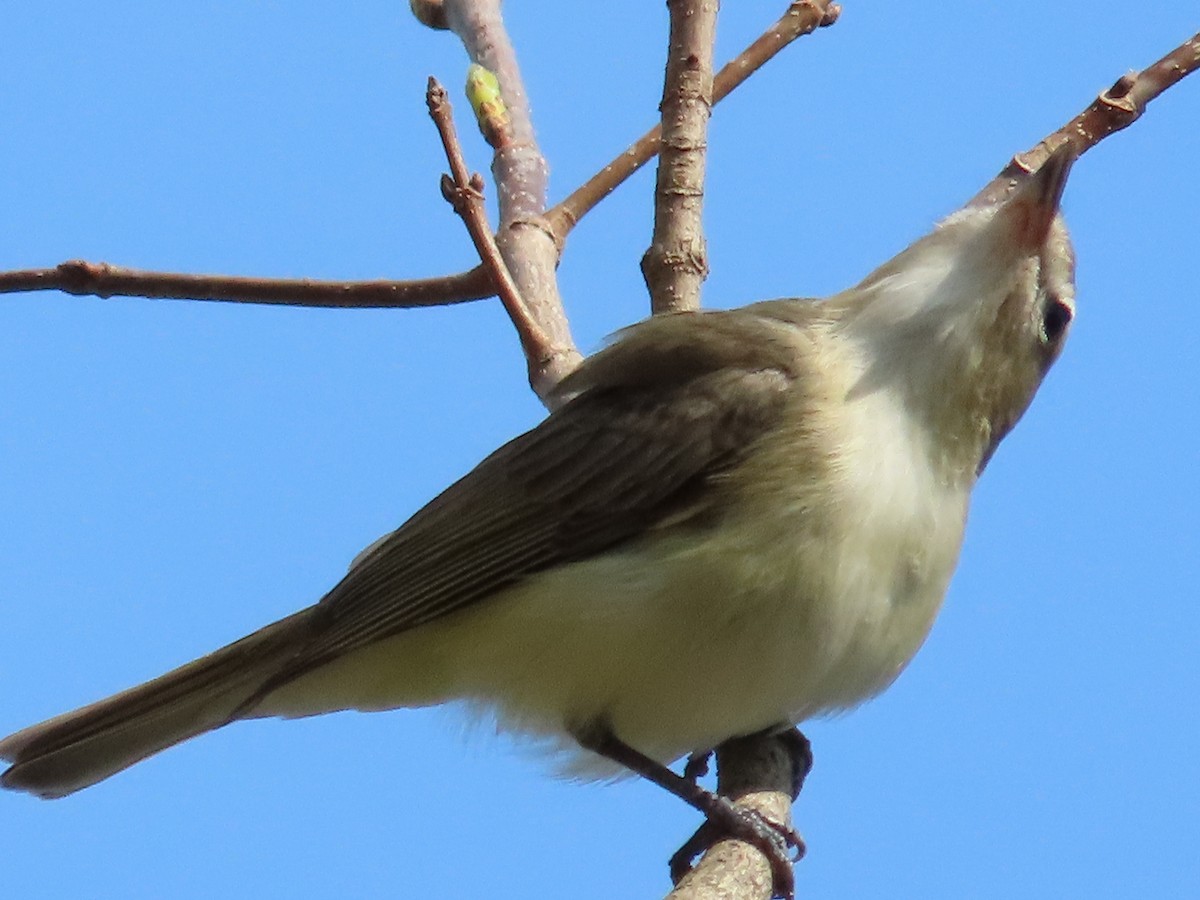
[0,148,1077,799]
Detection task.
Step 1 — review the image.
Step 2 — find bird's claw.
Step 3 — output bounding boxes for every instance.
[669,796,805,900]
[682,749,712,783]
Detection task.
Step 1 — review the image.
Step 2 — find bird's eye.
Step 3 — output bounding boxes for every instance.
[1041,296,1073,344]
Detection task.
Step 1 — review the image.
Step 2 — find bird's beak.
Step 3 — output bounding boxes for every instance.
[1004,143,1077,250]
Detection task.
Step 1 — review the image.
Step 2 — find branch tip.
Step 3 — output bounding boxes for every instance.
[425,63,555,369]
[409,0,448,31]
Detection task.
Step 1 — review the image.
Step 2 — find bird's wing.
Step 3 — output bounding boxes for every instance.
[0,304,817,797]
[271,307,811,683]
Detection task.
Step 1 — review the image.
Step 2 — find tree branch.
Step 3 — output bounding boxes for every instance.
[0,261,494,308]
[426,78,555,366]
[971,29,1200,205]
[641,0,719,315]
[544,0,841,243]
[438,0,581,400]
[0,3,843,335]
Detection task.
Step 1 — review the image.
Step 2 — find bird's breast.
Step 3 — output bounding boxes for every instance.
[267,383,972,773]
[768,381,970,716]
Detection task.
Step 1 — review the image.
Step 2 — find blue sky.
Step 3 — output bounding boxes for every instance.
[2,4,1197,898]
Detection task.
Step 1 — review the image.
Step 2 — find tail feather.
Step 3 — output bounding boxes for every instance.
[0,609,314,799]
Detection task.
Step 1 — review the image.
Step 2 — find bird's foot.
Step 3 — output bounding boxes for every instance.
[669,795,805,900]
[682,749,713,783]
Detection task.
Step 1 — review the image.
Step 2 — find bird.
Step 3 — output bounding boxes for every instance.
[1,143,1077,895]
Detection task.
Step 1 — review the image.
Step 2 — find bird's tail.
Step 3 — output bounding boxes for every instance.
[0,609,314,799]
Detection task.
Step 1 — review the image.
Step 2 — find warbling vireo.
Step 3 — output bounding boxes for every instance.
[0,145,1077,874]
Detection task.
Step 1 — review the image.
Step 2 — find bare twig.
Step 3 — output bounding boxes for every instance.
[972,30,1200,205]
[545,0,841,243]
[437,0,581,400]
[641,0,719,315]
[426,78,554,364]
[0,261,494,308]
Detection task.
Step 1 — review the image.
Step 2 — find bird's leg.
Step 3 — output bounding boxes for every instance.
[776,727,814,801]
[683,748,713,783]
[574,723,805,900]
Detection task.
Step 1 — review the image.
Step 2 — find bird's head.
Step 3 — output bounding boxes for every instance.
[835,144,1078,477]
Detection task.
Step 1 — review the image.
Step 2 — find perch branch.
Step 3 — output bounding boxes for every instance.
[545,0,841,243]
[641,0,719,315]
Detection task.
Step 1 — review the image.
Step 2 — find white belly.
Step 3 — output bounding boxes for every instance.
[261,389,970,776]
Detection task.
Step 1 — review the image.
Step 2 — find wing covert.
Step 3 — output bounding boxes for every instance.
[276,308,810,678]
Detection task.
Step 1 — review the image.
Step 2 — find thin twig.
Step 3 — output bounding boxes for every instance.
[426,78,554,362]
[971,30,1200,205]
[641,0,719,315]
[439,0,581,400]
[0,261,494,308]
[545,0,841,243]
